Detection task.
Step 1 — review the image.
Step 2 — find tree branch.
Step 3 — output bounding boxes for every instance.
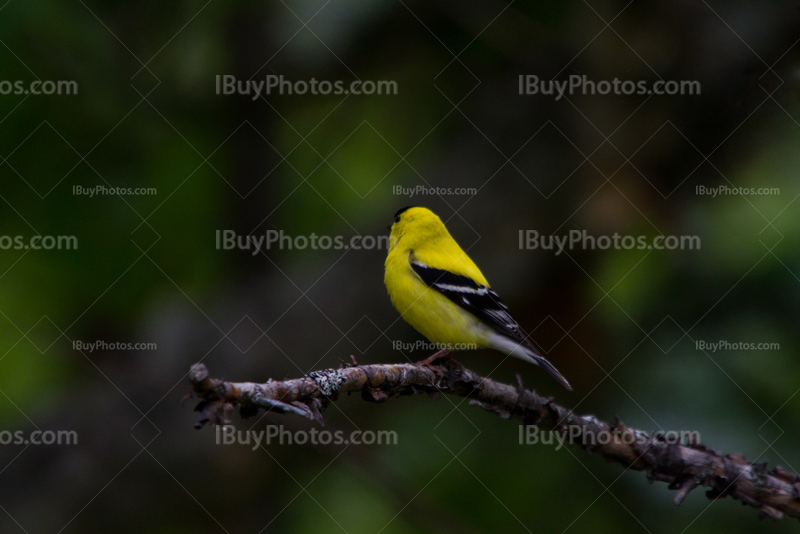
[187,359,800,522]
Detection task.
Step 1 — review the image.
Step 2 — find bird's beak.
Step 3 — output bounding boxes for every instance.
[386,224,392,230]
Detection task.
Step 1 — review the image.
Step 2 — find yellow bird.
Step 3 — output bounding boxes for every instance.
[384,206,571,390]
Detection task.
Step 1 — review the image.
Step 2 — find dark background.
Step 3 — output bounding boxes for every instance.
[0,1,799,532]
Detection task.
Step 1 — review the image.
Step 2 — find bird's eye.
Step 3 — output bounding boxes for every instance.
[394,216,400,223]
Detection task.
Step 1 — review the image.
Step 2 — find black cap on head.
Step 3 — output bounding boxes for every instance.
[394,206,416,218]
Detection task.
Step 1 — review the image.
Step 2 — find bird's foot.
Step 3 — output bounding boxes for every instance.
[417,348,458,381]
[418,347,452,365]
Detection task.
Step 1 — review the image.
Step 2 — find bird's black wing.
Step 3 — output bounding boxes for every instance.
[410,261,532,348]
[411,259,572,391]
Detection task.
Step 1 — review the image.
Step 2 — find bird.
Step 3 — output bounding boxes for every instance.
[384,206,571,390]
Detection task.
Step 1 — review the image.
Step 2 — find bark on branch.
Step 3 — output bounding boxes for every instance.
[187,359,800,522]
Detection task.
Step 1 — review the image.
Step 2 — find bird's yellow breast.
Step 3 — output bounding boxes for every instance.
[384,246,492,348]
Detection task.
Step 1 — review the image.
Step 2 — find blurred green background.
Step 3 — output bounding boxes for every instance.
[0,0,799,532]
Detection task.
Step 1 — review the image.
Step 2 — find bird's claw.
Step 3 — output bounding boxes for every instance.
[417,348,459,381]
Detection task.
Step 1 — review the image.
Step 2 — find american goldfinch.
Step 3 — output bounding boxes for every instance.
[384,206,571,390]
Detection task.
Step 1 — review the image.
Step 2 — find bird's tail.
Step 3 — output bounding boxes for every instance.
[487,334,572,390]
[526,351,572,391]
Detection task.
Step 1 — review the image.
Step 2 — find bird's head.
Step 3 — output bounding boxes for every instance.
[388,206,446,250]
